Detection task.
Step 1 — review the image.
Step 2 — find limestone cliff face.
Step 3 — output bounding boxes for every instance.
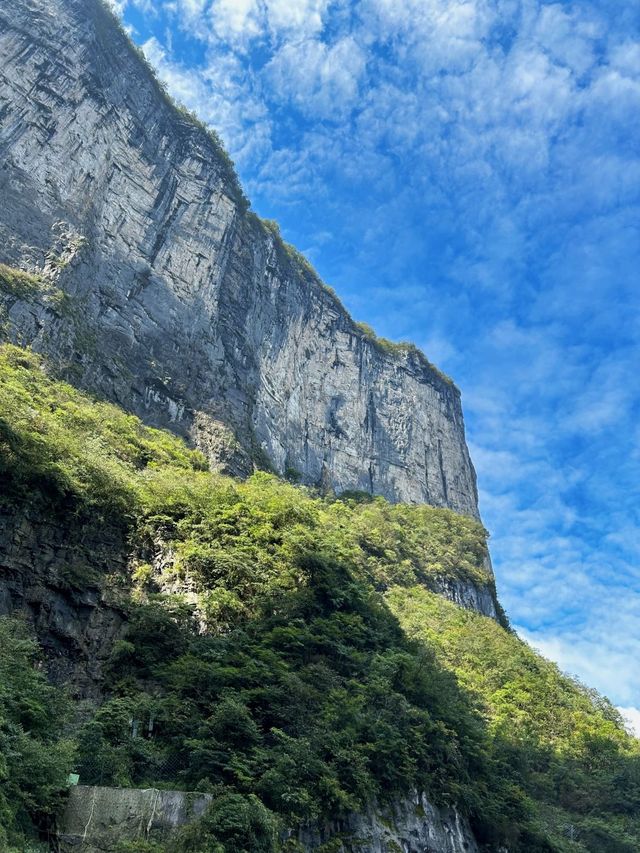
[296,792,480,853]
[0,0,480,517]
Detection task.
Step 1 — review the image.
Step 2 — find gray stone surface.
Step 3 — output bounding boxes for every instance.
[431,553,499,620]
[296,791,480,852]
[59,785,213,852]
[0,498,128,699]
[59,786,480,853]
[0,0,480,518]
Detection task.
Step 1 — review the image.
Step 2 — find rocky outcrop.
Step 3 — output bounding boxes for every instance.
[0,496,128,698]
[0,0,480,517]
[297,792,479,852]
[59,786,479,853]
[431,557,499,620]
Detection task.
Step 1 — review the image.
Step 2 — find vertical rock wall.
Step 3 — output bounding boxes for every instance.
[0,0,480,517]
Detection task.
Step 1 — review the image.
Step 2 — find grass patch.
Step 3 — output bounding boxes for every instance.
[0,263,68,312]
[0,264,45,300]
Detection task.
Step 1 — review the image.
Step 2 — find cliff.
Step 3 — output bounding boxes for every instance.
[0,493,127,700]
[11,4,640,853]
[0,0,479,517]
[0,343,496,852]
[0,343,499,701]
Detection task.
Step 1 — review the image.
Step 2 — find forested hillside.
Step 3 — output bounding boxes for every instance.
[0,341,638,852]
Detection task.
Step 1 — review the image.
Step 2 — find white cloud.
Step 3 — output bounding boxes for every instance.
[532,4,600,77]
[266,37,367,118]
[265,0,333,37]
[519,622,640,710]
[139,36,272,167]
[609,41,640,77]
[205,0,334,45]
[618,707,640,738]
[209,0,261,43]
[106,0,129,13]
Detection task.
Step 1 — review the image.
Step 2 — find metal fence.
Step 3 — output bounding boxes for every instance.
[73,751,188,788]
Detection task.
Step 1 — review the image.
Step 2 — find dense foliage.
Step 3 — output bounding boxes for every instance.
[388,588,640,851]
[0,342,638,852]
[0,618,74,850]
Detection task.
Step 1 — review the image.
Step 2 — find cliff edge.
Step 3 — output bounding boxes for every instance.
[0,0,479,517]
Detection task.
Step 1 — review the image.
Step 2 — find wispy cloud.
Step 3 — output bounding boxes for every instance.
[266,37,366,119]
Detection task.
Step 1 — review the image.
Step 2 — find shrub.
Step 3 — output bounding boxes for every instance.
[173,792,279,853]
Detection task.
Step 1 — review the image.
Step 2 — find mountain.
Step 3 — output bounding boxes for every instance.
[0,0,478,517]
[0,2,638,853]
[1,345,638,852]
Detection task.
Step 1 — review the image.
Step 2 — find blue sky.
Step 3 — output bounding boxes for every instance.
[110,0,640,732]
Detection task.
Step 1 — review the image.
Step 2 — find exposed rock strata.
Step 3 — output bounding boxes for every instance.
[0,497,128,698]
[296,791,480,852]
[0,0,480,517]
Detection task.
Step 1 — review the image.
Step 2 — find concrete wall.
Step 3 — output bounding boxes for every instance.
[58,785,212,852]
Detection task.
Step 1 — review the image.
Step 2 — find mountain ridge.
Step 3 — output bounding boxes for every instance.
[1,341,638,853]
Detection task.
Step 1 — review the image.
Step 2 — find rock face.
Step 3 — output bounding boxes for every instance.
[59,786,479,853]
[297,792,479,853]
[0,0,480,518]
[0,497,128,699]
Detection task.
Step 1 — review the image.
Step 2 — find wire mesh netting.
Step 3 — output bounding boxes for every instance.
[74,750,188,788]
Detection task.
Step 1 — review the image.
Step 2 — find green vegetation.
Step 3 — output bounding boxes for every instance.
[0,342,638,852]
[0,617,74,850]
[354,322,455,386]
[174,793,279,853]
[389,588,640,851]
[0,345,207,517]
[0,263,69,328]
[0,264,44,299]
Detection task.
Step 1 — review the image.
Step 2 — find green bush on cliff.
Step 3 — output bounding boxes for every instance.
[0,343,493,610]
[0,263,44,299]
[77,552,494,824]
[0,344,207,515]
[173,792,279,853]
